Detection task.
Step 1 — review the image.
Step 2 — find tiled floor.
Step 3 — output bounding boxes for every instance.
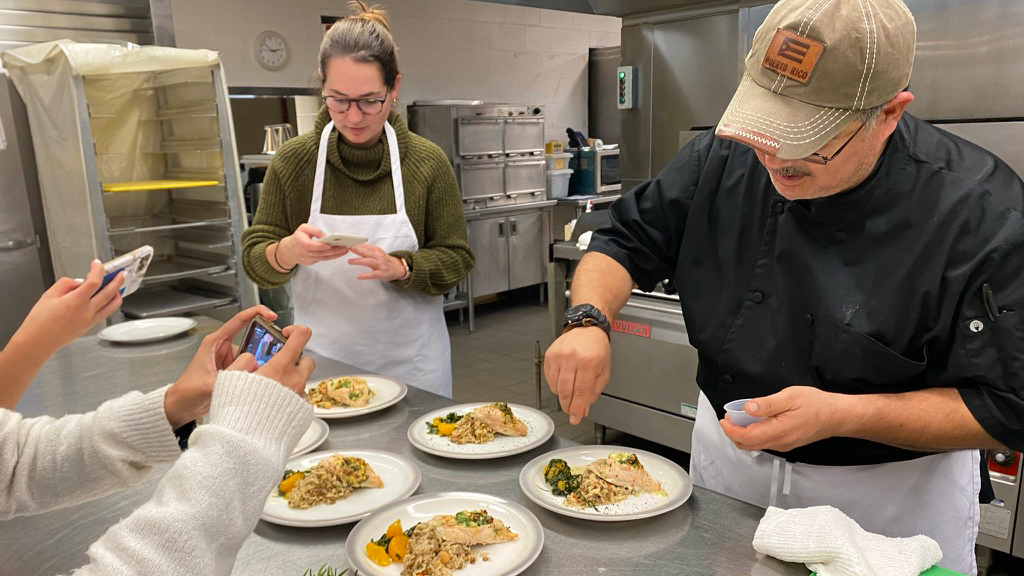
[446,290,598,445]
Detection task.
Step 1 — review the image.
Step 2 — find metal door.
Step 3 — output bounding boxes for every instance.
[507,211,547,290]
[457,160,504,201]
[504,158,546,198]
[0,75,51,345]
[503,117,544,154]
[457,117,503,157]
[467,217,509,297]
[605,293,700,415]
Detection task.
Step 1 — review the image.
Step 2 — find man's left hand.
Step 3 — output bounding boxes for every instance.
[720,386,841,452]
[347,244,407,281]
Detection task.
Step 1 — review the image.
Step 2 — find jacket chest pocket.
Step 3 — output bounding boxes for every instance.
[812,324,926,392]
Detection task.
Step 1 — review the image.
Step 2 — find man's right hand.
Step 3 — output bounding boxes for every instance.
[274,224,350,269]
[544,326,611,425]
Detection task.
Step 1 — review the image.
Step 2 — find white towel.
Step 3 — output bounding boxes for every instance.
[753,506,942,576]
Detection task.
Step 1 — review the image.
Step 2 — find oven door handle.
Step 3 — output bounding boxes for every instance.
[622,301,683,316]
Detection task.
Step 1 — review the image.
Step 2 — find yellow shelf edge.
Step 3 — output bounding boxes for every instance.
[102,179,222,193]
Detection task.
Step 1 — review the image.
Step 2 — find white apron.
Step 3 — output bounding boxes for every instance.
[691,392,980,575]
[291,120,452,397]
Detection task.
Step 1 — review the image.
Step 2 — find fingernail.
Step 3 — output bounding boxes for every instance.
[747,402,759,413]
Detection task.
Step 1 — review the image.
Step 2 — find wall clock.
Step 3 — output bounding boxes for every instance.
[254,30,289,71]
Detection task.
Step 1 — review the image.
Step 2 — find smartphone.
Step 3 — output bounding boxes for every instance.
[317,233,369,248]
[98,245,154,297]
[238,316,288,367]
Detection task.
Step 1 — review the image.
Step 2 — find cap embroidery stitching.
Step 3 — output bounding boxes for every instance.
[728,109,852,144]
[730,107,849,137]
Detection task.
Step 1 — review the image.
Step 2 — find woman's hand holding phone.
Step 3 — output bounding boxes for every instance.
[252,325,316,396]
[272,224,350,271]
[15,260,124,354]
[164,305,277,429]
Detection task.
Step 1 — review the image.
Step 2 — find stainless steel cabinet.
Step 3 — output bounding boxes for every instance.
[467,209,550,298]
[508,211,547,290]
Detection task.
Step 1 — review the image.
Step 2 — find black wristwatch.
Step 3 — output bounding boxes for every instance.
[563,303,611,338]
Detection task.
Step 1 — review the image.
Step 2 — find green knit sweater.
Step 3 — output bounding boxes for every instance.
[241,107,473,296]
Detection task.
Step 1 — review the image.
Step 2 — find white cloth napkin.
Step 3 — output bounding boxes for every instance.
[753,506,942,576]
[576,230,593,250]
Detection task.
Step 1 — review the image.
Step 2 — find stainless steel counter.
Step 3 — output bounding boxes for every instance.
[2,317,803,576]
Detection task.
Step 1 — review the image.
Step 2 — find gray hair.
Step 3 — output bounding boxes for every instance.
[319,1,400,89]
[858,104,886,132]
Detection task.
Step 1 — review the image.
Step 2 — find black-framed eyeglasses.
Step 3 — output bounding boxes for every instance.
[802,122,865,165]
[320,94,388,115]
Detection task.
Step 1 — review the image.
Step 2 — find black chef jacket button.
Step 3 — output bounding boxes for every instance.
[722,374,734,384]
[834,230,847,242]
[805,313,814,326]
[752,291,765,303]
[774,201,784,215]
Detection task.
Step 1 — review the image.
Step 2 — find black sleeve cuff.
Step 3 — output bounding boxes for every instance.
[173,420,198,451]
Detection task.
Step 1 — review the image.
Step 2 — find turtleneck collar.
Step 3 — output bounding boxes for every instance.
[312,106,409,182]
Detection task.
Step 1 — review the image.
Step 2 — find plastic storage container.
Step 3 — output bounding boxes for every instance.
[545,152,572,171]
[547,169,573,199]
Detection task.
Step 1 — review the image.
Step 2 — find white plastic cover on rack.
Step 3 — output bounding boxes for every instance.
[0,40,225,278]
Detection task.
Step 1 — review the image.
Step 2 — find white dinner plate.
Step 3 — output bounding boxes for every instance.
[97,317,197,344]
[518,445,692,521]
[406,403,554,460]
[261,449,421,528]
[291,418,329,458]
[346,492,544,576]
[307,375,407,419]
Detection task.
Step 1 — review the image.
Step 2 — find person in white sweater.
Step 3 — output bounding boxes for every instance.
[0,262,316,575]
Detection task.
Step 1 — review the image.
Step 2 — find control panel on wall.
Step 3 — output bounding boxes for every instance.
[617,66,638,110]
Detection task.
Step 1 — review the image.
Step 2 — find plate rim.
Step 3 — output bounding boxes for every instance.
[260,448,422,528]
[290,418,330,458]
[406,402,555,460]
[517,444,693,522]
[97,317,197,343]
[308,374,408,420]
[345,491,545,576]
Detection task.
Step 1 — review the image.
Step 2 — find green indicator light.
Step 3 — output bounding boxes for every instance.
[619,72,625,79]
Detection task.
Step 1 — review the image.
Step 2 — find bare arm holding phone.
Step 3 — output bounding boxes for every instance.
[0,261,124,409]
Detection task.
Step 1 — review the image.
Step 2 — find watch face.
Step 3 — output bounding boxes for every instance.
[255,31,289,70]
[565,304,598,324]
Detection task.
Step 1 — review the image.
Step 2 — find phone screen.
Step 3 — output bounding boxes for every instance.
[243,323,286,367]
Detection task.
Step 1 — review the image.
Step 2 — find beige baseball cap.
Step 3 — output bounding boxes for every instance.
[716,0,916,159]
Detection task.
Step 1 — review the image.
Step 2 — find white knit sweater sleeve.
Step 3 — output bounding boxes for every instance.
[73,370,312,576]
[0,384,182,519]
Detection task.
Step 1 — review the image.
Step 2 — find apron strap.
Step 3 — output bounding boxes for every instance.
[383,120,406,216]
[310,120,335,218]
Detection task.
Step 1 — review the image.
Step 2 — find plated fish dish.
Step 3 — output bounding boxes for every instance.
[307,376,374,409]
[426,402,528,445]
[276,454,383,509]
[365,510,518,575]
[544,452,666,509]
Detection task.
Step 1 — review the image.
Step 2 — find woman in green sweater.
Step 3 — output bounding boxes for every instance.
[241,1,473,397]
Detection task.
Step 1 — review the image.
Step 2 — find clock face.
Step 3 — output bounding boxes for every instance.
[255,31,289,71]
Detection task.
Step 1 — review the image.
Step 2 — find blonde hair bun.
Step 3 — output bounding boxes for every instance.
[348,1,390,31]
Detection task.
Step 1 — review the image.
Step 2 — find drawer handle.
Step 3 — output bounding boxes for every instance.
[498,221,506,238]
[624,302,683,315]
[510,218,518,235]
[0,238,35,251]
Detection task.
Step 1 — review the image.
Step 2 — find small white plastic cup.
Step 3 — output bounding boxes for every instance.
[724,399,764,427]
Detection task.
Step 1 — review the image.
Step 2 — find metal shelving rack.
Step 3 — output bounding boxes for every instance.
[65,62,257,322]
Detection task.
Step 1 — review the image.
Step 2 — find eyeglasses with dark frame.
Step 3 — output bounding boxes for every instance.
[320,92,390,115]
[801,122,865,165]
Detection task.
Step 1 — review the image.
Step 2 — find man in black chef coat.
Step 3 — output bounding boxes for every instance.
[545,0,1024,573]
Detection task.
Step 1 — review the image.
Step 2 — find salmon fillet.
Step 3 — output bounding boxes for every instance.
[472,402,527,436]
[318,454,384,488]
[587,452,662,493]
[429,510,518,545]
